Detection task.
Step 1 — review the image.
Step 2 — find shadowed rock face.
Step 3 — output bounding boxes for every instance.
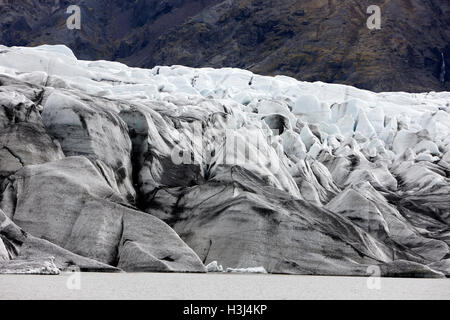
[0,45,449,277]
[0,0,449,92]
[144,0,450,92]
[0,0,221,64]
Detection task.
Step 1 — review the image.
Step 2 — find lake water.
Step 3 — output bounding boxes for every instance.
[0,273,448,300]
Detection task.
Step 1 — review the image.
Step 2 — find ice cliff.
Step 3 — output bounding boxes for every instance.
[0,45,449,277]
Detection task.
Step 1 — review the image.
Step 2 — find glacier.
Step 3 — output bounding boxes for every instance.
[0,45,449,277]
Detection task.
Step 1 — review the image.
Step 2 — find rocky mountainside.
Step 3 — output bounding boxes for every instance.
[0,45,449,276]
[0,0,449,92]
[0,0,221,64]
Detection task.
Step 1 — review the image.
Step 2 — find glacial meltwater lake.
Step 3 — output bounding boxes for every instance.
[0,273,448,300]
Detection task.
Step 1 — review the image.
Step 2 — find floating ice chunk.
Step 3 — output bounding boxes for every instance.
[206,261,224,273]
[226,267,268,274]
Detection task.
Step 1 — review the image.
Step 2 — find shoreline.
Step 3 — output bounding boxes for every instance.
[1,273,448,300]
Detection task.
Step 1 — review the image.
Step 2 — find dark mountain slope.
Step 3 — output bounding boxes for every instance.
[143,0,450,92]
[0,0,221,61]
[0,0,449,92]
